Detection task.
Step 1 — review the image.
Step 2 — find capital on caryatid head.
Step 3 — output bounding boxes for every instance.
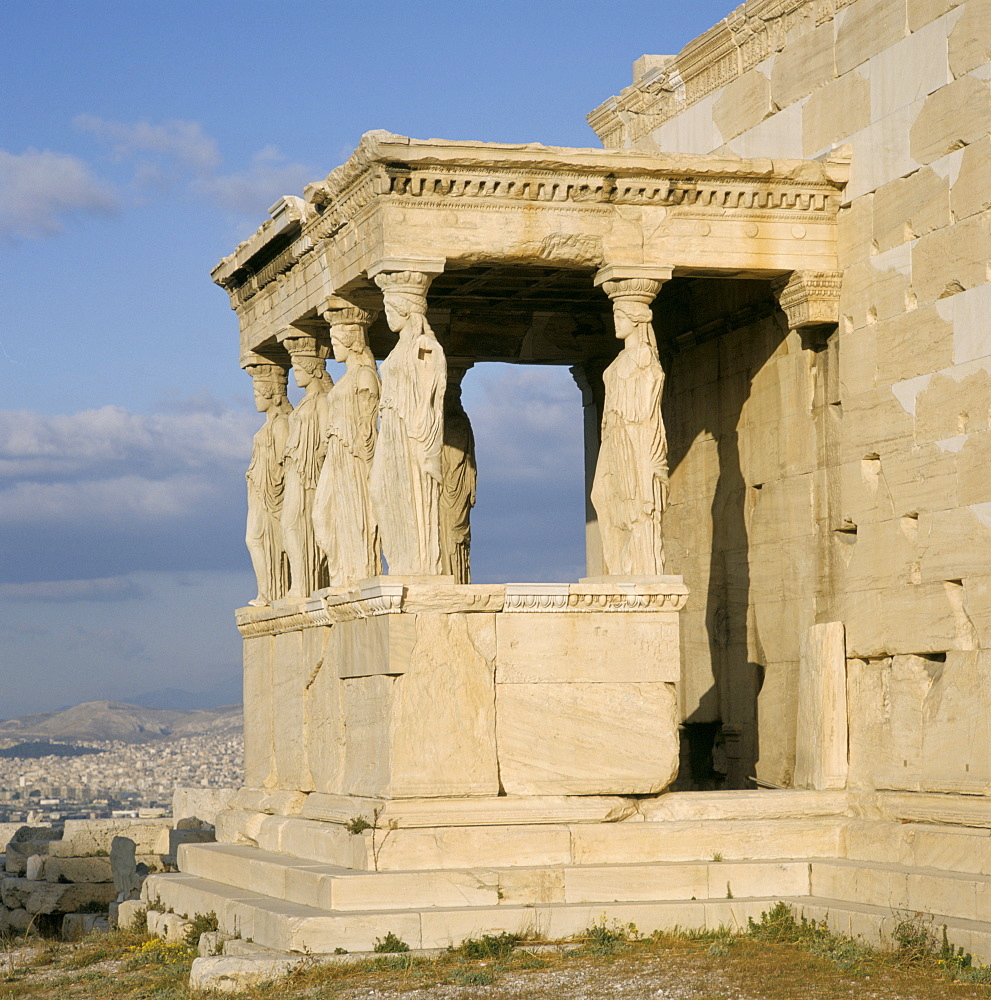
[321,292,379,330]
[322,303,377,329]
[280,331,333,386]
[245,361,289,390]
[594,264,673,307]
[280,331,330,361]
[368,258,445,331]
[771,270,842,331]
[373,270,433,323]
[242,346,290,386]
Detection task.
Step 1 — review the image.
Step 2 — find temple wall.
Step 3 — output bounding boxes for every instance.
[613,0,991,790]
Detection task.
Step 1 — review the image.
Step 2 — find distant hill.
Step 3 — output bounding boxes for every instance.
[0,701,243,743]
[123,674,242,711]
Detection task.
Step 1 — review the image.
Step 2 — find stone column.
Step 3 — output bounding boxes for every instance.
[441,361,476,583]
[570,360,608,578]
[243,352,293,606]
[591,265,673,576]
[281,332,333,597]
[369,266,448,576]
[313,302,382,587]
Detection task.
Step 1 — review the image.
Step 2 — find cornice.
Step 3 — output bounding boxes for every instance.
[587,0,858,147]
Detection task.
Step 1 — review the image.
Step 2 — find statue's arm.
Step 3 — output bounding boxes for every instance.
[272,414,290,465]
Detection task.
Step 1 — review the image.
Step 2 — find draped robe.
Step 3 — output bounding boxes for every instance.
[370,322,446,576]
[245,412,290,604]
[313,361,381,586]
[591,340,668,575]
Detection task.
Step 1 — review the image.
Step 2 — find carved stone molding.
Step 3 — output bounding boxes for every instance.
[771,270,842,329]
[567,591,688,612]
[236,577,690,634]
[594,265,674,290]
[503,584,571,612]
[587,0,858,147]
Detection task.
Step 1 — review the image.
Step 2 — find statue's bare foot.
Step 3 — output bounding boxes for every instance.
[248,597,268,607]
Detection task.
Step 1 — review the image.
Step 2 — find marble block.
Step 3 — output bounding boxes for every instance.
[341,611,499,799]
[496,611,679,683]
[795,622,849,790]
[496,681,679,795]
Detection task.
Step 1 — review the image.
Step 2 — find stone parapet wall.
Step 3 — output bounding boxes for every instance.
[234,579,686,803]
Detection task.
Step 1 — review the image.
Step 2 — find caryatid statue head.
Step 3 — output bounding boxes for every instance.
[283,334,333,391]
[602,277,663,354]
[245,363,290,413]
[324,304,377,366]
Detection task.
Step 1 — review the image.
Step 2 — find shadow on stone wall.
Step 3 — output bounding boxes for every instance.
[659,278,789,789]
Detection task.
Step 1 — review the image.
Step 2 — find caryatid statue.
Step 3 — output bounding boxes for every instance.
[312,304,382,587]
[370,270,447,576]
[591,276,669,576]
[281,333,333,597]
[440,363,476,584]
[245,361,292,606]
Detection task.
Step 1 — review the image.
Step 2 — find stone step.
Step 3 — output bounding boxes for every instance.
[177,842,812,911]
[810,858,991,923]
[143,870,780,952]
[843,820,991,876]
[145,866,991,962]
[240,813,846,871]
[789,896,991,965]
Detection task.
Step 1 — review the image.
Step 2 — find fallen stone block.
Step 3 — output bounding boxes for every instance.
[115,898,146,931]
[189,955,308,994]
[155,911,194,944]
[1,877,117,915]
[4,906,32,933]
[198,930,229,957]
[0,822,49,855]
[5,827,62,874]
[52,819,170,857]
[111,836,141,896]
[43,857,114,884]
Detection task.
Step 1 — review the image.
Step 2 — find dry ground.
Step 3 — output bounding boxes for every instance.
[2,906,989,999]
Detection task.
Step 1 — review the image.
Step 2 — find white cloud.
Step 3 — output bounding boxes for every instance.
[191,145,315,215]
[74,115,313,215]
[74,114,221,173]
[0,402,255,543]
[0,148,118,240]
[0,405,254,481]
[0,403,256,584]
[0,474,222,524]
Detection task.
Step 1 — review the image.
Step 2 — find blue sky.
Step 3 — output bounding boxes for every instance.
[1,0,733,717]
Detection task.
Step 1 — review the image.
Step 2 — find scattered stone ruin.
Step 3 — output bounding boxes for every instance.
[1,820,167,940]
[141,0,991,988]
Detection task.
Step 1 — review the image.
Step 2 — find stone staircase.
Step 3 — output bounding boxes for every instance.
[142,795,991,962]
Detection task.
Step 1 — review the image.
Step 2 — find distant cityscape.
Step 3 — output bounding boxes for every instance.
[0,728,242,824]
